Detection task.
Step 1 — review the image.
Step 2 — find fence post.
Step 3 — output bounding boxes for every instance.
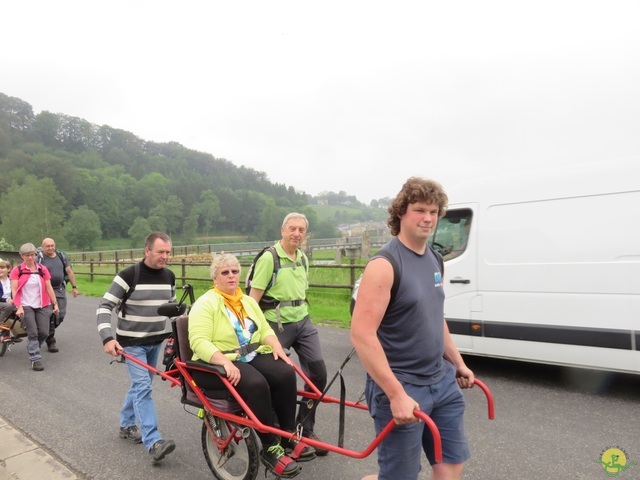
[181,259,186,287]
[90,260,94,283]
[350,257,356,288]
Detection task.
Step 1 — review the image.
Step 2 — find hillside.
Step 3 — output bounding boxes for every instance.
[0,92,335,248]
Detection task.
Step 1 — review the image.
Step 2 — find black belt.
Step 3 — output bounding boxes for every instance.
[221,342,260,357]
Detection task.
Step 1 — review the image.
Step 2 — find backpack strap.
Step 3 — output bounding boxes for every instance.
[262,247,308,332]
[18,264,45,277]
[118,262,141,318]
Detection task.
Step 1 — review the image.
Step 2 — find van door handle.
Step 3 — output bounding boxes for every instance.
[450,278,471,284]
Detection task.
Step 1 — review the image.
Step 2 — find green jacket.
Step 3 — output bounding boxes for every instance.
[188,289,276,362]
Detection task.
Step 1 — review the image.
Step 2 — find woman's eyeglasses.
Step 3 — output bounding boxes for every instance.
[219,269,240,276]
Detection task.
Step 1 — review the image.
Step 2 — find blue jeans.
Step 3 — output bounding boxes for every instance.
[366,365,470,480]
[120,343,163,450]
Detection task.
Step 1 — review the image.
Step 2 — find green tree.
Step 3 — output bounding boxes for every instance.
[313,219,339,238]
[0,238,14,250]
[194,190,221,237]
[148,194,184,235]
[0,176,66,246]
[128,217,152,247]
[181,210,199,245]
[63,206,102,250]
[148,215,167,233]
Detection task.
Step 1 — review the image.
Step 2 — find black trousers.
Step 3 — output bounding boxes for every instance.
[192,353,297,446]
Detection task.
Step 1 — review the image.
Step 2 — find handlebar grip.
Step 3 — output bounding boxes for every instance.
[413,410,442,463]
[473,379,495,419]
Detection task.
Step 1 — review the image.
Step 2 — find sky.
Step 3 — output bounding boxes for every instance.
[3,1,640,205]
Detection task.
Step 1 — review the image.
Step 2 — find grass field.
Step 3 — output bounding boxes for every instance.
[74,257,359,328]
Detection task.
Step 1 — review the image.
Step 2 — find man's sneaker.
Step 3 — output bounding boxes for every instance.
[307,432,329,456]
[31,360,44,371]
[48,342,59,353]
[150,439,175,464]
[119,425,142,444]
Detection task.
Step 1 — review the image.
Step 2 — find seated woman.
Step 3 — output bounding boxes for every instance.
[188,253,315,478]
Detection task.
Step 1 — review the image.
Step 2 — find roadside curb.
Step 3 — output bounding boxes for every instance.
[0,416,80,480]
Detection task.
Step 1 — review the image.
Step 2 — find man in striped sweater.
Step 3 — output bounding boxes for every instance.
[97,231,177,464]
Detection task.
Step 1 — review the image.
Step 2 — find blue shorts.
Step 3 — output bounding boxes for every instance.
[365,365,470,480]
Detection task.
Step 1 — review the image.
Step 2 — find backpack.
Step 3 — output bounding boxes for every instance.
[36,249,71,284]
[17,264,45,278]
[115,262,141,318]
[245,246,308,311]
[350,246,444,314]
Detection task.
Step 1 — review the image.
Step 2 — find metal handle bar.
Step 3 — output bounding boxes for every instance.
[119,351,181,387]
[473,379,495,419]
[116,352,493,464]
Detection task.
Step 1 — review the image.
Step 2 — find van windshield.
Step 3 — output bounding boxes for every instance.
[429,209,472,260]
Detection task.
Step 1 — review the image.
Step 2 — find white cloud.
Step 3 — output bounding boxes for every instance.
[2,0,639,204]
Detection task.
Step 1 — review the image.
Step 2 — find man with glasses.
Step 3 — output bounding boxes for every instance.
[96,232,177,464]
[248,212,329,455]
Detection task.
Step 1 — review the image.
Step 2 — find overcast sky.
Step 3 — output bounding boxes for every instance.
[3,1,639,204]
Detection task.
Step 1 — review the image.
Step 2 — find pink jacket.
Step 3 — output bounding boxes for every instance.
[9,263,53,308]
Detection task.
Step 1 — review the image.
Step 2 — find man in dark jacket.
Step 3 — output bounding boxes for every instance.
[97,232,177,464]
[37,238,79,352]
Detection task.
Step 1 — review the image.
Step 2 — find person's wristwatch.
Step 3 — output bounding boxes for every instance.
[72,285,77,289]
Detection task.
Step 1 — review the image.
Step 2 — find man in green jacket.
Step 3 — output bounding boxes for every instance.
[248,212,329,455]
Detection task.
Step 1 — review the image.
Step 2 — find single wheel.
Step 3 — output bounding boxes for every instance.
[201,413,260,480]
[0,330,10,357]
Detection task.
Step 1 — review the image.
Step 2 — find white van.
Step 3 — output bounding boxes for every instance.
[430,156,640,374]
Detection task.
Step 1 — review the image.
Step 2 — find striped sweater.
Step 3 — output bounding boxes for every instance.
[96,261,176,346]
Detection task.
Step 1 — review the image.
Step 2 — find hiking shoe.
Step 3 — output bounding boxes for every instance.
[281,437,316,462]
[48,342,59,353]
[31,360,44,371]
[150,439,175,463]
[119,425,142,444]
[307,432,329,456]
[260,443,300,478]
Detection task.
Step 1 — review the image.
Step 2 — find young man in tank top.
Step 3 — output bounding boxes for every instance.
[351,177,475,480]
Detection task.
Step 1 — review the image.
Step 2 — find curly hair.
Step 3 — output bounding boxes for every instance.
[387,177,448,236]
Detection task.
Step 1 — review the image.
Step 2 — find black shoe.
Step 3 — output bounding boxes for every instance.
[282,437,316,462]
[307,432,329,457]
[150,440,175,463]
[12,337,22,343]
[48,342,59,353]
[260,444,300,478]
[119,425,142,444]
[31,360,44,371]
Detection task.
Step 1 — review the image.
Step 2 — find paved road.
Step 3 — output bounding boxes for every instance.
[1,296,639,479]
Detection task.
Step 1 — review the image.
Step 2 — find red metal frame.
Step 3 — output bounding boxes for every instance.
[120,351,495,464]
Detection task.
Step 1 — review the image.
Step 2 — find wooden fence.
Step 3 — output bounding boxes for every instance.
[73,258,366,291]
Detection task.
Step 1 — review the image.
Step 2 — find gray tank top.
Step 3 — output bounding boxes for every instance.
[377,237,447,386]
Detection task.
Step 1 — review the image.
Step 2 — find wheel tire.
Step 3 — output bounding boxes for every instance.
[201,414,260,480]
[0,331,9,357]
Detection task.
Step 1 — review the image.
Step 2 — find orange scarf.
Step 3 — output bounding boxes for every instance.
[214,286,247,329]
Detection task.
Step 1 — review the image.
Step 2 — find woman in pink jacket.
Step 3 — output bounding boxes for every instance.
[10,243,58,371]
